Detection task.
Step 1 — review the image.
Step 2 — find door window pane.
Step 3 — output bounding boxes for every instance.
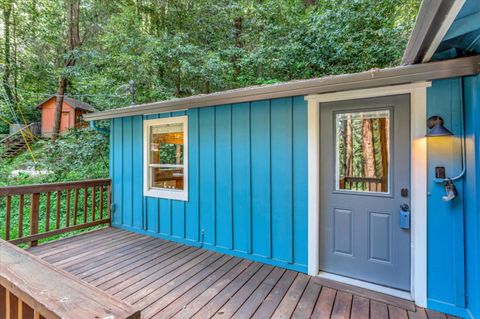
[335,110,390,193]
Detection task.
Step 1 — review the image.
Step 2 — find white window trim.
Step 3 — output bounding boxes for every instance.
[306,81,430,307]
[143,116,188,201]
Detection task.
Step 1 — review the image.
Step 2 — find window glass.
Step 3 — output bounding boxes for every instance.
[335,109,390,193]
[149,122,184,191]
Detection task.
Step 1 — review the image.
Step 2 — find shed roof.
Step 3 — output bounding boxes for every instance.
[36,96,95,113]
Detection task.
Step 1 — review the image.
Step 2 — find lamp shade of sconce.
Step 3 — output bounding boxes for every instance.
[426,116,454,137]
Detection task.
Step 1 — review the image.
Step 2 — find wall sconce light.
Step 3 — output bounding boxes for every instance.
[426,116,454,137]
[426,115,465,202]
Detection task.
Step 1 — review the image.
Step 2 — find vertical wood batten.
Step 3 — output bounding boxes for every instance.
[186,108,200,242]
[251,100,272,258]
[112,117,124,226]
[232,102,252,253]
[199,107,216,246]
[145,114,159,233]
[122,116,133,227]
[215,104,233,249]
[271,97,294,263]
[293,96,309,266]
[132,115,144,230]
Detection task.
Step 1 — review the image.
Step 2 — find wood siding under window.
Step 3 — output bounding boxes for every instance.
[110,96,309,272]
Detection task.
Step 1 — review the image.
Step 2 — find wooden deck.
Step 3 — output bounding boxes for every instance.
[27,228,455,319]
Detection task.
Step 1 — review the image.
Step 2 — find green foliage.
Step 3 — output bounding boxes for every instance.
[0,128,109,186]
[1,0,421,119]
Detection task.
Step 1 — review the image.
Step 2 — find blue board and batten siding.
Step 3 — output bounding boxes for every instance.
[110,96,309,272]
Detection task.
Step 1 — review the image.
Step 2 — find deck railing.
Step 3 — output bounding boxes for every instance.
[340,176,386,192]
[0,178,111,247]
[0,238,140,319]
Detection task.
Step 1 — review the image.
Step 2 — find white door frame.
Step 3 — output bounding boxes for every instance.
[305,82,430,307]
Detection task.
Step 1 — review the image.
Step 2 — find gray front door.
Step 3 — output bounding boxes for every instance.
[319,94,411,291]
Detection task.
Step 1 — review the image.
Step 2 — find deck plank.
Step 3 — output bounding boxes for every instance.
[233,267,286,319]
[311,286,337,319]
[67,237,164,274]
[191,262,264,319]
[350,295,370,319]
[331,291,353,319]
[408,307,428,319]
[97,245,195,290]
[115,250,215,301]
[252,270,298,319]
[291,278,322,319]
[210,264,275,319]
[154,259,249,319]
[271,273,310,319]
[425,309,448,319]
[171,260,256,319]
[142,255,235,318]
[75,240,177,278]
[389,305,409,319]
[30,228,453,319]
[371,300,389,319]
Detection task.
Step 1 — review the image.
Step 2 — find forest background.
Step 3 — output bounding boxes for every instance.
[0,0,421,186]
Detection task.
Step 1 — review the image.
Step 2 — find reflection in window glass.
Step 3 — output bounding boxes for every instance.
[149,123,184,190]
[335,110,390,193]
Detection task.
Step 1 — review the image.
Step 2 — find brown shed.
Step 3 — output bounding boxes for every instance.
[36,96,94,137]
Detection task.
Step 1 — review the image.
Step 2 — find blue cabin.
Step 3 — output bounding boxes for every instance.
[85,1,480,318]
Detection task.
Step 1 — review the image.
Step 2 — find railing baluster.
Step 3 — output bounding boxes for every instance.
[91,186,96,221]
[45,192,51,232]
[83,187,88,223]
[6,196,11,240]
[66,190,71,227]
[99,186,104,220]
[0,179,111,246]
[56,191,61,230]
[18,298,23,319]
[18,195,24,238]
[30,193,40,247]
[73,188,79,225]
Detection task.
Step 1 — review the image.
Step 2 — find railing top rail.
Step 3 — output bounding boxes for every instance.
[343,176,382,182]
[0,239,140,319]
[0,178,111,196]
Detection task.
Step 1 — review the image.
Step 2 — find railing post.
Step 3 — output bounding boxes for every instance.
[30,193,40,247]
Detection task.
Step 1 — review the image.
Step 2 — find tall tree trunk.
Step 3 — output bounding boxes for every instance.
[52,0,81,141]
[362,119,376,177]
[2,0,14,105]
[12,4,18,103]
[233,16,243,80]
[378,118,389,192]
[346,116,353,177]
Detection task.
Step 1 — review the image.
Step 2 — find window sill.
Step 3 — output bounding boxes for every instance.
[144,188,188,201]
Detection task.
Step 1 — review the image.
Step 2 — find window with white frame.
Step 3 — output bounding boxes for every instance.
[144,116,188,201]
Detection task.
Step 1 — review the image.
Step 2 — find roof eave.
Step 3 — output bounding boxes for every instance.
[402,0,465,65]
[84,55,480,122]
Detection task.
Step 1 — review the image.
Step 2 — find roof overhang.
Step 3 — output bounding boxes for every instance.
[402,0,466,65]
[84,55,480,122]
